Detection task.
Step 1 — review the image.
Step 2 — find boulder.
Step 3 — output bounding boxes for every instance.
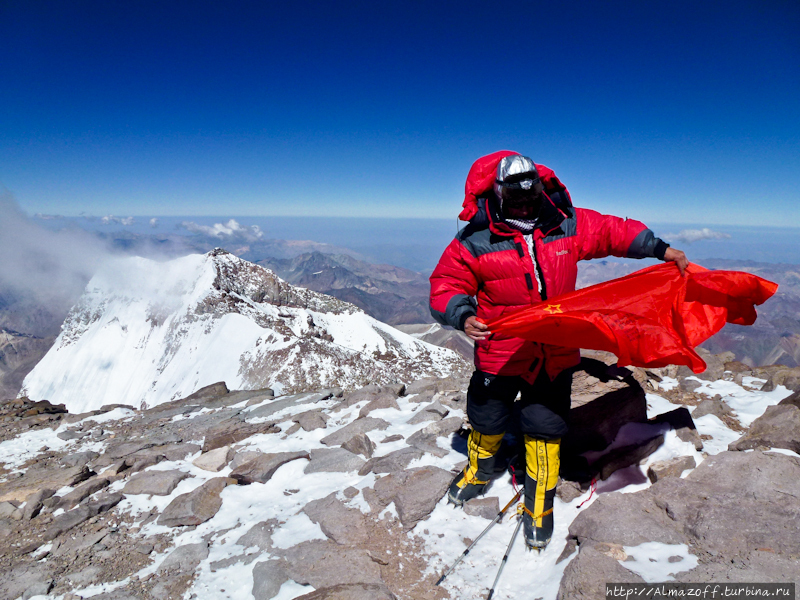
[679,379,702,393]
[145,442,200,462]
[60,450,99,468]
[341,433,375,458]
[0,563,55,600]
[103,440,156,460]
[293,410,330,431]
[463,497,499,520]
[22,580,53,599]
[370,466,452,529]
[780,388,800,409]
[0,463,94,503]
[246,391,336,420]
[405,376,464,397]
[303,492,369,545]
[157,541,209,573]
[295,583,398,600]
[304,448,365,474]
[556,479,585,503]
[58,477,110,509]
[567,490,688,549]
[407,400,449,424]
[728,404,800,453]
[0,501,19,519]
[428,415,463,437]
[357,395,400,418]
[556,544,645,600]
[558,450,800,598]
[229,450,264,470]
[724,360,752,374]
[43,493,123,540]
[320,417,390,447]
[647,455,696,483]
[358,447,425,476]
[760,367,800,392]
[252,559,289,600]
[230,451,309,484]
[57,429,88,441]
[192,446,234,472]
[123,470,189,496]
[279,540,383,588]
[340,385,403,409]
[158,477,236,527]
[692,397,735,420]
[405,428,449,458]
[202,419,280,452]
[22,488,55,520]
[181,381,230,403]
[237,519,280,552]
[64,565,103,587]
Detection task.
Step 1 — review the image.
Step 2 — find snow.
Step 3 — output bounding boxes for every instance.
[421,479,589,600]
[78,407,136,424]
[271,581,316,599]
[270,513,327,548]
[688,377,791,427]
[619,542,698,582]
[0,430,60,472]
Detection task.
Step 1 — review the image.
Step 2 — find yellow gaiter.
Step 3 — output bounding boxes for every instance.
[524,436,560,527]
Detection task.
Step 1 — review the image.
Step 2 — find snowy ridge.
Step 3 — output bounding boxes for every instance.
[20,250,470,412]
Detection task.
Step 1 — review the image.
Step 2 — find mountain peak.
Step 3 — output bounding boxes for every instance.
[21,253,469,412]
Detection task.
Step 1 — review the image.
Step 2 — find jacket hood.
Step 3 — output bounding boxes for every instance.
[459,151,518,221]
[460,151,574,228]
[458,150,573,232]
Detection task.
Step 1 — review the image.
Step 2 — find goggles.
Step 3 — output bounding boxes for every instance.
[495,177,544,205]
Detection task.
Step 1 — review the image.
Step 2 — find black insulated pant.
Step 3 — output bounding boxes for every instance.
[466,368,572,439]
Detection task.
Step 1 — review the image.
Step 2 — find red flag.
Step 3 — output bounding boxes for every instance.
[485,263,778,373]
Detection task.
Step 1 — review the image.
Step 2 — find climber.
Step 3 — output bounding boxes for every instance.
[429,151,687,549]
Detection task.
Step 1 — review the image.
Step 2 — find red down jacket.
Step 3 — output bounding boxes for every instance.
[430,151,666,382]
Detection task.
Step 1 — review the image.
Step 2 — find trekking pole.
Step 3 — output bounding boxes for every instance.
[434,487,524,586]
[486,512,523,600]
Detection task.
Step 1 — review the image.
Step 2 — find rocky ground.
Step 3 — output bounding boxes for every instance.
[1,353,799,600]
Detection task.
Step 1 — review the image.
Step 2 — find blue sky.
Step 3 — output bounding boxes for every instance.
[1,1,798,226]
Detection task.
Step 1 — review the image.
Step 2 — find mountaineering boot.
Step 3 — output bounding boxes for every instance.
[522,436,560,550]
[448,430,504,506]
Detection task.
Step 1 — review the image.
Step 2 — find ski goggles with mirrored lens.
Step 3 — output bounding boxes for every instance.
[496,177,544,204]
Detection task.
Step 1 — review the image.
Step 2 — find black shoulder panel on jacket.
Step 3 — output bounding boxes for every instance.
[458,226,517,257]
[541,214,577,244]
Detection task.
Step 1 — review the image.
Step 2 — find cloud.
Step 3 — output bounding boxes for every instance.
[101,215,135,226]
[0,189,113,336]
[662,228,731,244]
[149,218,159,228]
[180,219,264,242]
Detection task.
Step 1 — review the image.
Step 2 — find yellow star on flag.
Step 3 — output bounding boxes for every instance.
[543,304,563,314]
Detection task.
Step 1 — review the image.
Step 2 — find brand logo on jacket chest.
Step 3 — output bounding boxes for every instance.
[555,249,570,256]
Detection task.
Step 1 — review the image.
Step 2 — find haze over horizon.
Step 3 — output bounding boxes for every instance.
[1,1,798,227]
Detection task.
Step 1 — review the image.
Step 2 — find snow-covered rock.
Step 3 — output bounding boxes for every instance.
[20,249,470,412]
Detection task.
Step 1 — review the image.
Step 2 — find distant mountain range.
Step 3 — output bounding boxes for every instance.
[257,252,433,326]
